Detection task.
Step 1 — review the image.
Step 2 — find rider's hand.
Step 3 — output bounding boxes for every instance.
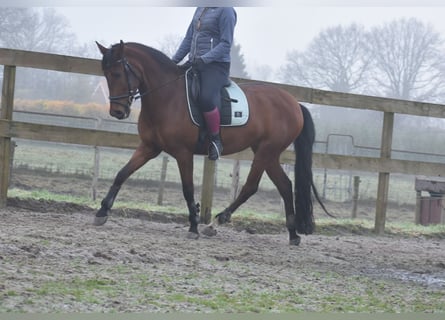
[192,57,205,70]
[177,60,192,71]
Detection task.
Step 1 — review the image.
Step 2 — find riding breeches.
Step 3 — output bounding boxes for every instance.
[197,62,230,112]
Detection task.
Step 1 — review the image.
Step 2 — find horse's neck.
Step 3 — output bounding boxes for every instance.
[145,65,170,86]
[138,58,185,121]
[135,54,179,99]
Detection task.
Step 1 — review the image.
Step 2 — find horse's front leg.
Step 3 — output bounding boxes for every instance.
[94,143,160,226]
[175,153,200,238]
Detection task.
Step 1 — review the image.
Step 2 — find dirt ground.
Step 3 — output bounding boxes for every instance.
[0,197,444,312]
[1,171,444,312]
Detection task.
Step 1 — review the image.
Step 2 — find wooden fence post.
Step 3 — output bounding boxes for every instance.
[351,176,360,219]
[231,159,240,201]
[374,111,394,234]
[0,65,16,208]
[8,141,16,186]
[415,190,422,224]
[91,145,100,200]
[200,157,216,224]
[91,118,102,201]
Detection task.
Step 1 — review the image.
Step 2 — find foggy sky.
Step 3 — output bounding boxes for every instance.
[3,1,445,80]
[53,5,445,80]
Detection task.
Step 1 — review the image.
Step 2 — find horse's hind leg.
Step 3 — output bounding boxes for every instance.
[215,154,266,224]
[213,154,300,245]
[265,161,300,246]
[94,143,160,226]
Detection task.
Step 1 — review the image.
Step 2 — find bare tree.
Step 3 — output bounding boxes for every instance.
[280,24,371,93]
[279,24,383,148]
[0,8,35,49]
[0,8,76,53]
[366,18,445,102]
[0,8,100,102]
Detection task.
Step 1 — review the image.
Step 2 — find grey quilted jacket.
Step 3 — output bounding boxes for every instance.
[172,7,237,64]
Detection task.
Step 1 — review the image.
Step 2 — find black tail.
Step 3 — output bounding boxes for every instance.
[293,104,330,235]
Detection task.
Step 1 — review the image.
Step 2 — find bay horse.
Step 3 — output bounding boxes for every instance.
[94,41,327,245]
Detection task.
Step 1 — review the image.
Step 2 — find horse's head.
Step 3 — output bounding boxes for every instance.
[96,41,144,120]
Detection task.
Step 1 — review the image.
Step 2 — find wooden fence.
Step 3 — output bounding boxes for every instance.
[1,47,445,234]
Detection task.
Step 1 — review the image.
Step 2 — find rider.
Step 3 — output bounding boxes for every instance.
[172,7,237,160]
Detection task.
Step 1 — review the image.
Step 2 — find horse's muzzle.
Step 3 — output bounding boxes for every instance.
[110,105,130,120]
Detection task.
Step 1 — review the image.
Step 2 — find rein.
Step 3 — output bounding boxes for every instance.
[144,74,184,95]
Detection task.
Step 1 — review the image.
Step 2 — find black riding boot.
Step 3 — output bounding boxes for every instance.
[209,133,223,160]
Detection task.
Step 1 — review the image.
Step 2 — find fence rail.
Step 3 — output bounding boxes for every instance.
[1,47,445,234]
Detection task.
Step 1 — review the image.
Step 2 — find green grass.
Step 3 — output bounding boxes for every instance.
[315,218,445,238]
[7,187,445,238]
[8,187,188,215]
[28,277,117,303]
[11,264,443,312]
[14,188,96,205]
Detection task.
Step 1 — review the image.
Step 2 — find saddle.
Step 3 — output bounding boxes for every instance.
[185,68,249,127]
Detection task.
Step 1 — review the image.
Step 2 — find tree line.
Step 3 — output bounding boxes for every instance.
[0,8,249,103]
[1,9,445,105]
[280,19,445,103]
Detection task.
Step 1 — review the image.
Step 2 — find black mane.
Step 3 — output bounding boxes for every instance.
[102,42,179,73]
[127,42,179,72]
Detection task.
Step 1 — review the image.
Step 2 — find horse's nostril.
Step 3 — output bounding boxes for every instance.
[110,109,125,119]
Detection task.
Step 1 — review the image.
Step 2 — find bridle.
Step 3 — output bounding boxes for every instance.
[107,57,147,109]
[107,56,185,109]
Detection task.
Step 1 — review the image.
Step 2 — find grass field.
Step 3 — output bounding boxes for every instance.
[11,139,421,206]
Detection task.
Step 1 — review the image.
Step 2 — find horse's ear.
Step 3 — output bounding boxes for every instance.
[119,40,125,55]
[96,41,108,56]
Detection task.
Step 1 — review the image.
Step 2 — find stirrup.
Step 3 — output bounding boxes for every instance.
[208,136,223,160]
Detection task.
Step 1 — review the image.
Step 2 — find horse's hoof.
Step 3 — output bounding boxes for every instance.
[201,225,217,237]
[187,231,200,240]
[289,236,301,246]
[93,215,108,226]
[216,211,231,224]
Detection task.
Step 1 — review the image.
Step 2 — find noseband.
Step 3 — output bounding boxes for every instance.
[108,57,146,108]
